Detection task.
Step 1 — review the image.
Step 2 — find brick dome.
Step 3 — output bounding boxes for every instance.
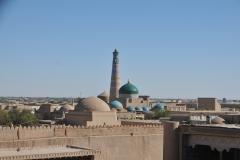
[75,96,110,112]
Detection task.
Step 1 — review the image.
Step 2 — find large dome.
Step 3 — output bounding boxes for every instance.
[75,96,110,112]
[119,80,139,94]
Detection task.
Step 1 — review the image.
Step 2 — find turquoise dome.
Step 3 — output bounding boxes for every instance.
[109,100,123,108]
[109,100,123,111]
[142,106,149,111]
[135,106,143,111]
[119,80,139,94]
[154,104,164,110]
[127,106,135,112]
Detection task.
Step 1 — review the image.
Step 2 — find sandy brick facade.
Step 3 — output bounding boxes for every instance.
[0,124,164,160]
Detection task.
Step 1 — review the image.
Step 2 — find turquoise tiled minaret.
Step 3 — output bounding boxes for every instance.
[109,49,121,102]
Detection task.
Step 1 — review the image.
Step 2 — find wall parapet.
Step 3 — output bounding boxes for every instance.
[0,124,163,141]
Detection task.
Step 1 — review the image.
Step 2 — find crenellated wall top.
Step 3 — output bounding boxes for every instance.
[54,124,163,130]
[0,124,163,131]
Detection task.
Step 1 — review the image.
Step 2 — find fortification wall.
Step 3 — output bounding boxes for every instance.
[0,126,18,141]
[0,124,163,141]
[0,125,163,160]
[163,121,179,160]
[121,120,161,126]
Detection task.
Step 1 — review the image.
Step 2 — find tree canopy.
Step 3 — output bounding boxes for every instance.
[153,109,170,119]
[0,110,12,126]
[0,107,39,126]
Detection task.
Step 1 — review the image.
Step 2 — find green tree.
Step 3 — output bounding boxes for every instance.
[8,107,21,125]
[153,109,170,119]
[18,109,39,126]
[0,110,12,126]
[232,105,240,110]
[8,107,39,126]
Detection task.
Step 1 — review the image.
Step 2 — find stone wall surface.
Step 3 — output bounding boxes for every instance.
[163,121,179,160]
[0,127,18,141]
[0,125,163,160]
[121,120,161,126]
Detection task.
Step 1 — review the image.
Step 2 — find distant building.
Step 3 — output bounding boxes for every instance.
[197,98,221,111]
[36,104,73,120]
[150,102,186,111]
[168,110,239,124]
[114,80,150,109]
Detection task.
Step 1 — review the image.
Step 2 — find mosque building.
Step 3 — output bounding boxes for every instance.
[115,79,150,109]
[36,49,159,124]
[105,49,150,111]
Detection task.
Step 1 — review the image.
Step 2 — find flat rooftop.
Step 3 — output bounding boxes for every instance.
[0,145,100,160]
[121,120,161,124]
[182,123,240,129]
[171,111,239,114]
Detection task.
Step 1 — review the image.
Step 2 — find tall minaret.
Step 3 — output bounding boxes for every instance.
[109,48,121,102]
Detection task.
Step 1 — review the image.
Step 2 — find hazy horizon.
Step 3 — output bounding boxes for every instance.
[0,1,240,99]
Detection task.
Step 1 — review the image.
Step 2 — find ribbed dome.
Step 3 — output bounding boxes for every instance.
[127,106,135,112]
[119,80,139,94]
[75,96,110,112]
[154,104,164,110]
[135,106,143,111]
[142,106,149,111]
[60,104,74,112]
[98,91,109,97]
[97,91,109,102]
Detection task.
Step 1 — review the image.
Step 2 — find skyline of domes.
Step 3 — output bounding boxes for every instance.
[75,96,110,112]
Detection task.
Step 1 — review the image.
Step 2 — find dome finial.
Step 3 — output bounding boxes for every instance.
[128,79,130,83]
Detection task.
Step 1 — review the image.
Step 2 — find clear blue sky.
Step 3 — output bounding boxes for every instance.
[0,0,240,99]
